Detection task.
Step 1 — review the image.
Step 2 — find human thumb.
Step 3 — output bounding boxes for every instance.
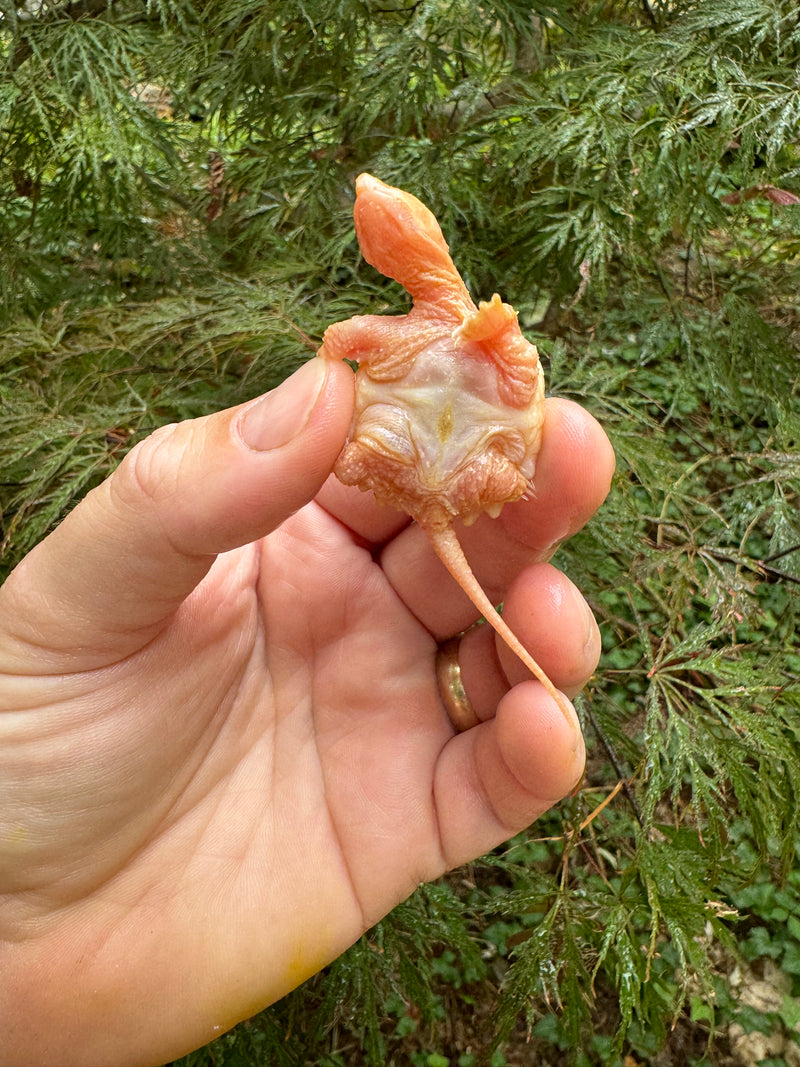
[0,357,354,668]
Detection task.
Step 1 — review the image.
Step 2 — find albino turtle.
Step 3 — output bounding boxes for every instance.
[319,173,569,721]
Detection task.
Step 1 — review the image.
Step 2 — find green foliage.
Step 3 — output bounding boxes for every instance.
[3,0,800,1063]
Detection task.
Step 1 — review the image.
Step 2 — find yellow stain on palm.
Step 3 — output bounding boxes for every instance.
[208,939,335,1040]
[2,826,30,850]
[284,939,331,989]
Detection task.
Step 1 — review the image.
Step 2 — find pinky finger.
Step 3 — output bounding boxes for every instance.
[432,681,585,871]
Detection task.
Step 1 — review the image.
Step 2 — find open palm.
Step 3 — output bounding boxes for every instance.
[0,358,614,1067]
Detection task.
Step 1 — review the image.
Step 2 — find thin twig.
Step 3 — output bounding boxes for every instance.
[582,699,644,827]
[579,780,625,833]
[763,543,800,564]
[700,547,800,586]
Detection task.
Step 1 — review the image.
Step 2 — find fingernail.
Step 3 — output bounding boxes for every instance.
[240,359,327,451]
[570,771,586,797]
[542,537,565,563]
[566,582,598,656]
[582,600,597,655]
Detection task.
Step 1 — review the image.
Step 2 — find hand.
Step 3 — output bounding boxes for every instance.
[0,356,614,1067]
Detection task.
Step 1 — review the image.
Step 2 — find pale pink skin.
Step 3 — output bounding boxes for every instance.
[319,174,568,714]
[0,180,613,1067]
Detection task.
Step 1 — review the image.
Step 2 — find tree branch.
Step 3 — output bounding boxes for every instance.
[8,0,114,73]
[640,0,658,28]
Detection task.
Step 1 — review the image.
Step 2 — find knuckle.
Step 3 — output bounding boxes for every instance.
[111,422,183,514]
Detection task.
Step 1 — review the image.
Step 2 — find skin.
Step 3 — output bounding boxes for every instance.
[0,342,614,1065]
[320,174,568,716]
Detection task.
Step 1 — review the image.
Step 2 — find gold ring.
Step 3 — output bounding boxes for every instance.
[435,636,479,733]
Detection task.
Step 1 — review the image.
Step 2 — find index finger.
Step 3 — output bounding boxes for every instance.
[315,471,411,545]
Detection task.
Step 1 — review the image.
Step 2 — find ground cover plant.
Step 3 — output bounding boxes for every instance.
[2,0,800,1063]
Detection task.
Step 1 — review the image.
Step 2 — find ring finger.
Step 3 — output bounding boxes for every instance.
[440,562,601,728]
